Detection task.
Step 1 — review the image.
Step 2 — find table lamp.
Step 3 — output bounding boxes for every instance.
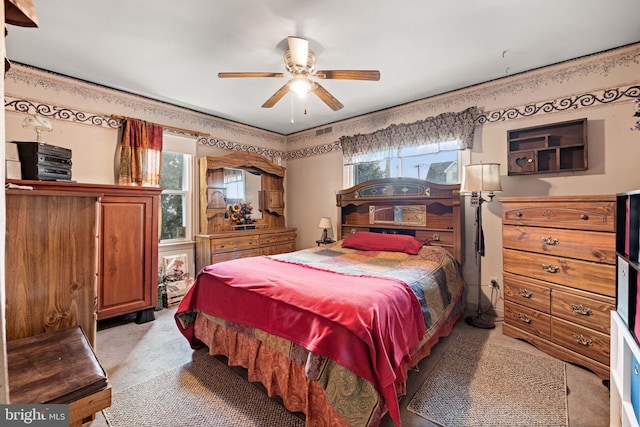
[318,217,332,242]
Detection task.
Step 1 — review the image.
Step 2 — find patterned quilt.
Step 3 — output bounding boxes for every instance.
[270,242,465,334]
[176,242,466,427]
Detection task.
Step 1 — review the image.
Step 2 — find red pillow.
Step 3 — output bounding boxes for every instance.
[341,231,425,255]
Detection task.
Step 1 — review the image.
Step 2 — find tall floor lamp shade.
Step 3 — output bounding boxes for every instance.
[460,163,502,329]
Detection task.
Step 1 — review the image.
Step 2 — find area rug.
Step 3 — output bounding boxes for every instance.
[407,334,568,427]
[103,355,305,427]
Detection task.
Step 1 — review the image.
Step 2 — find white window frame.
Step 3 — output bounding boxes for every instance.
[343,146,470,188]
[160,133,196,244]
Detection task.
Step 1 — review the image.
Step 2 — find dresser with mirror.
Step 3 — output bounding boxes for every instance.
[195,151,296,271]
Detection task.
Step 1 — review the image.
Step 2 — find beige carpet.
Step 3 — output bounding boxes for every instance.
[407,333,568,427]
[103,354,305,427]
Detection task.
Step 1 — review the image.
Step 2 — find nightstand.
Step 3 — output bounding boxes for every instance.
[316,239,335,246]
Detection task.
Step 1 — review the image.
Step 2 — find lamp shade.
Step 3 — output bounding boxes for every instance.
[5,0,39,27]
[318,217,332,229]
[461,163,503,193]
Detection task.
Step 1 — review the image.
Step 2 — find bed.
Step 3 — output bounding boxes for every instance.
[175,178,465,427]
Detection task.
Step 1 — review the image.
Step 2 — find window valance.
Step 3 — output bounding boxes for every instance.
[340,106,478,164]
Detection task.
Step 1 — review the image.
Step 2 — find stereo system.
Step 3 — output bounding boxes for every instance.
[14,141,72,181]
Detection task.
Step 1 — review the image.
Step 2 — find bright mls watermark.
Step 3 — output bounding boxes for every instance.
[0,405,68,426]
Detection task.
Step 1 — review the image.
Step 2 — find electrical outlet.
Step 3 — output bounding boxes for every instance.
[489,276,499,289]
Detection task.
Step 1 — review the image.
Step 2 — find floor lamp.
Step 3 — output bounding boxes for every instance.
[460,163,503,329]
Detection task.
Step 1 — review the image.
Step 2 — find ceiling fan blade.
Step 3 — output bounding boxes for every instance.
[315,70,380,81]
[261,84,290,108]
[288,36,309,67]
[312,82,344,111]
[218,72,286,78]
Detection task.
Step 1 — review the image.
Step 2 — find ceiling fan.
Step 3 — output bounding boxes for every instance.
[218,36,380,111]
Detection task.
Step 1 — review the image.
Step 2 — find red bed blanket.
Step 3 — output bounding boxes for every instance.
[175,256,426,426]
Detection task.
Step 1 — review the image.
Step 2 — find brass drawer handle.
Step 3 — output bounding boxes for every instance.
[518,313,533,324]
[518,289,533,299]
[541,263,560,273]
[570,304,592,316]
[540,236,559,245]
[580,214,589,220]
[572,333,593,347]
[515,212,523,217]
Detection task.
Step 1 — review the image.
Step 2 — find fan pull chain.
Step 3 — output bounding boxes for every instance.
[290,94,294,124]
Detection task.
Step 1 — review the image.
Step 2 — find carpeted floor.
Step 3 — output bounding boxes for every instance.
[103,354,304,427]
[92,307,609,427]
[407,334,568,427]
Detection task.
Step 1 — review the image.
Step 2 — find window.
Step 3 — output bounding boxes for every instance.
[351,142,466,185]
[223,168,245,205]
[160,151,192,241]
[159,133,196,243]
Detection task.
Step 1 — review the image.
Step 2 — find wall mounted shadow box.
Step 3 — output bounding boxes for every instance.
[507,118,587,176]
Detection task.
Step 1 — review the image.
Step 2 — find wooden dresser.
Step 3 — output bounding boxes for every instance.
[6,180,161,323]
[5,189,100,348]
[500,195,616,380]
[195,151,297,272]
[195,228,296,272]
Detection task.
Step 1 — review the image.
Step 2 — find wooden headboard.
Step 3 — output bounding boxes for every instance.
[336,177,462,264]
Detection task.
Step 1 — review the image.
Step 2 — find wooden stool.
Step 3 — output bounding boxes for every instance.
[7,326,111,426]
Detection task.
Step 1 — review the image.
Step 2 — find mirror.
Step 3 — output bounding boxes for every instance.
[222,168,262,220]
[199,152,286,233]
[369,205,426,226]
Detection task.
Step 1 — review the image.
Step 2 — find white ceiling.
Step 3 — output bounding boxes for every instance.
[5,0,640,136]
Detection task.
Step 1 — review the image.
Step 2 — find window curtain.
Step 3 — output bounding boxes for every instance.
[118,118,163,186]
[340,106,478,164]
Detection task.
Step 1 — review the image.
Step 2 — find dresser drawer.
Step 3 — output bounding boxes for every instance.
[211,248,260,264]
[502,225,615,264]
[504,273,551,313]
[260,233,296,246]
[210,236,259,254]
[503,248,616,297]
[551,290,614,334]
[261,243,295,256]
[504,302,551,340]
[551,317,610,365]
[502,201,615,232]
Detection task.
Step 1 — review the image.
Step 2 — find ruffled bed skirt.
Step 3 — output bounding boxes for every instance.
[193,309,461,427]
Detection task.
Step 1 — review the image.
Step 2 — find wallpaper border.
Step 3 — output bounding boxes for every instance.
[284,83,639,160]
[7,83,637,160]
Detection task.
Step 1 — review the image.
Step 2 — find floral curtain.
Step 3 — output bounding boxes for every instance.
[339,106,478,164]
[118,118,163,186]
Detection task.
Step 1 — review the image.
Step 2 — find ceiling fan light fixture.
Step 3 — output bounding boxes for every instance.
[218,36,379,111]
[287,36,309,68]
[288,77,313,96]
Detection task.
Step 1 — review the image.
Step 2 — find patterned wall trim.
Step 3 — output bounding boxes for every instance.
[5,47,639,161]
[286,44,640,146]
[5,64,285,146]
[476,85,640,124]
[282,141,342,160]
[285,83,639,160]
[198,136,286,159]
[5,96,120,129]
[8,83,635,160]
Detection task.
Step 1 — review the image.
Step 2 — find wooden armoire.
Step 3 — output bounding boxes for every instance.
[6,180,161,326]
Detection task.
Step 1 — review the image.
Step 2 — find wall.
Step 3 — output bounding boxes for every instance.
[284,44,640,316]
[4,66,287,276]
[3,44,640,321]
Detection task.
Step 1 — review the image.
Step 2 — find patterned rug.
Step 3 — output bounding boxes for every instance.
[103,354,305,427]
[407,334,568,427]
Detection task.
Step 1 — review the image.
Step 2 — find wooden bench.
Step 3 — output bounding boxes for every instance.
[7,326,111,426]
